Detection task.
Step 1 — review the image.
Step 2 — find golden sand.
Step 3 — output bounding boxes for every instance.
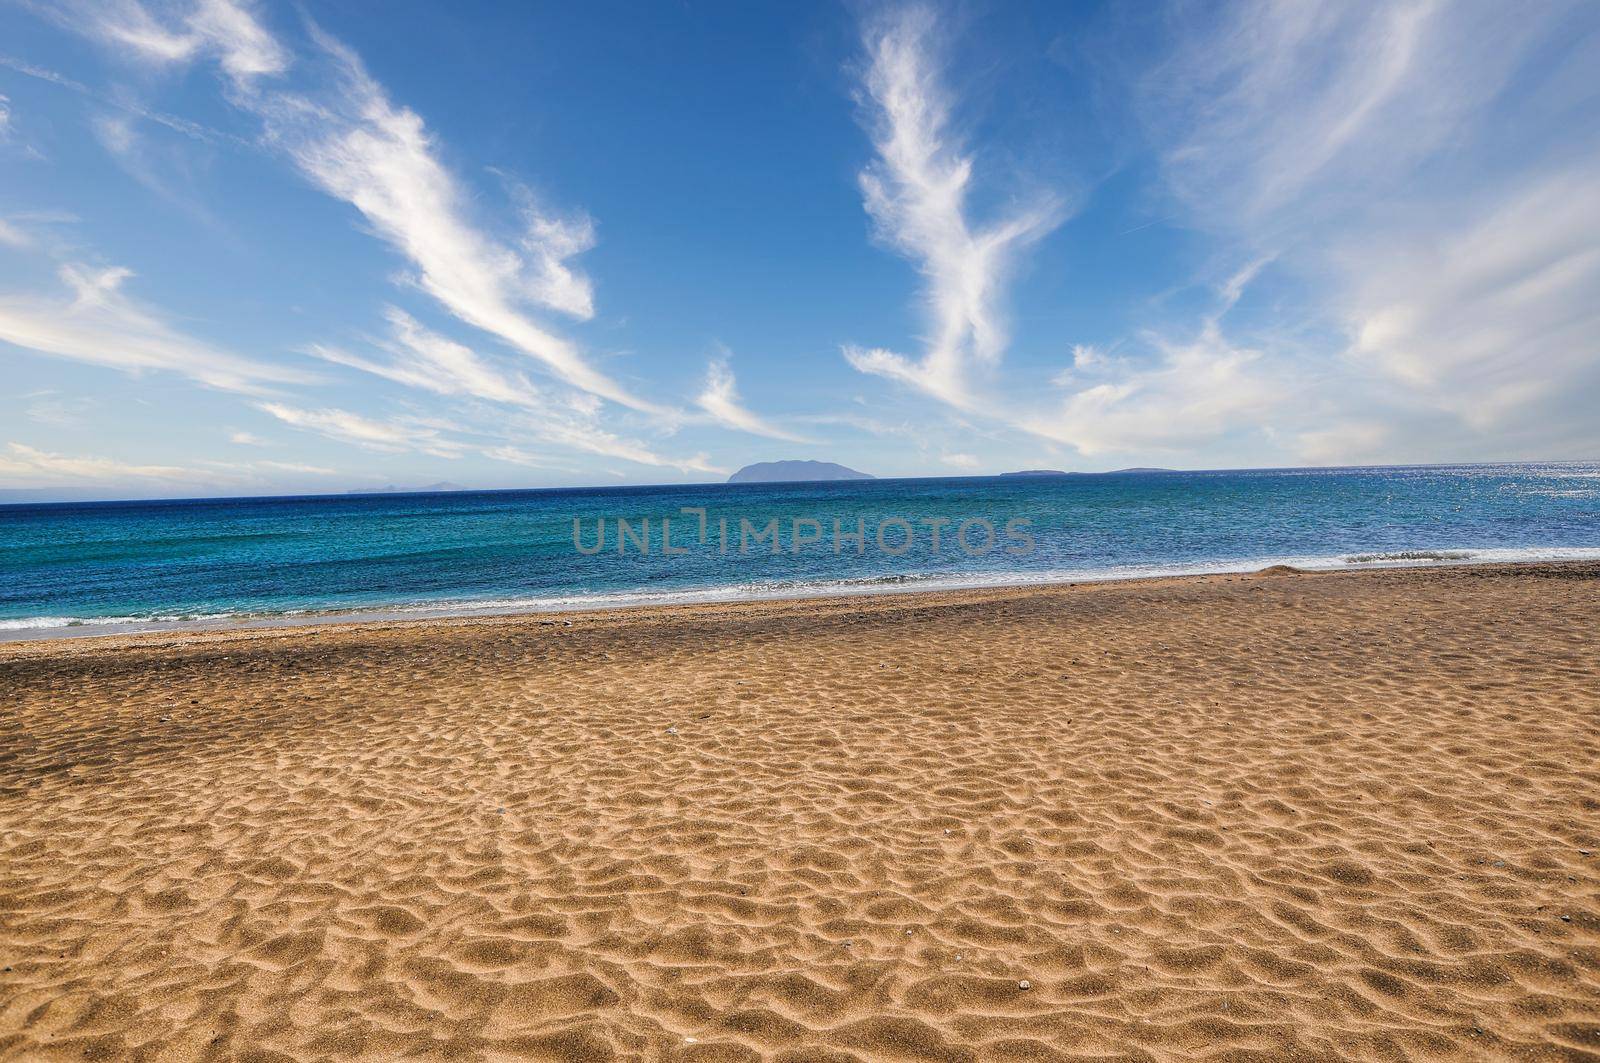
[2,563,1598,1061]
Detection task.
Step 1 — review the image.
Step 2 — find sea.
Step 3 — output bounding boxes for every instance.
[2,462,1597,640]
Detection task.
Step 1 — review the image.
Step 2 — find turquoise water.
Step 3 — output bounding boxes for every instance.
[1,463,1597,638]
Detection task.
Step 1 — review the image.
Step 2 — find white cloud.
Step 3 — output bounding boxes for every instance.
[695,354,810,442]
[1051,343,1106,386]
[1342,169,1600,436]
[256,402,466,458]
[189,0,288,83]
[93,111,136,155]
[36,0,728,477]
[255,459,335,475]
[836,6,1293,463]
[939,452,979,469]
[512,188,597,320]
[0,441,344,490]
[308,311,718,472]
[89,111,210,212]
[25,391,96,427]
[1129,0,1600,461]
[64,0,287,87]
[482,445,549,467]
[308,307,544,409]
[843,5,1062,407]
[0,441,189,484]
[0,52,234,145]
[259,392,720,475]
[54,1,659,415]
[843,0,1599,465]
[792,412,922,440]
[0,55,89,91]
[0,91,46,161]
[1217,257,1274,313]
[0,263,310,393]
[229,430,266,445]
[497,407,724,476]
[1071,344,1103,370]
[1028,321,1286,456]
[1140,1,1550,230]
[250,26,656,412]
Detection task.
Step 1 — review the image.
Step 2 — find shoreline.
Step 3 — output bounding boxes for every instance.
[3,556,1597,657]
[5,548,1600,646]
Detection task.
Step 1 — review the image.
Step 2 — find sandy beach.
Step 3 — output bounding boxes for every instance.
[2,562,1597,1061]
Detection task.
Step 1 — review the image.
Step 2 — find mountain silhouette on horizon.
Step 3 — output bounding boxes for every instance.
[727,460,874,484]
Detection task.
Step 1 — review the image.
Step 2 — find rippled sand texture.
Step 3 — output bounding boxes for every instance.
[3,563,1599,1061]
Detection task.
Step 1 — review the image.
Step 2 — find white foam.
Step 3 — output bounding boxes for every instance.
[0,616,76,631]
[5,545,1598,641]
[0,611,237,634]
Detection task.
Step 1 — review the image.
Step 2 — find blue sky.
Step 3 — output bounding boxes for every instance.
[1,0,1597,498]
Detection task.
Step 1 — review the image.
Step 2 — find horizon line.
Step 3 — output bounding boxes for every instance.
[2,457,1596,509]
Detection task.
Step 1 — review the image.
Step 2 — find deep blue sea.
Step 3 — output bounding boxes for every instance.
[2,463,1597,639]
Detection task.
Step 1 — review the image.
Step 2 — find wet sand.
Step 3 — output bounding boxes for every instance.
[2,563,1598,1060]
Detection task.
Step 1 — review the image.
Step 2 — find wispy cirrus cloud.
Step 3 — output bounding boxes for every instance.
[33,0,765,476]
[1029,320,1286,456]
[0,218,28,248]
[1139,0,1564,232]
[496,405,723,476]
[0,89,46,160]
[0,263,310,393]
[89,109,223,222]
[836,1,1599,466]
[1032,258,1287,456]
[843,5,1062,407]
[842,3,1275,460]
[307,307,544,410]
[54,0,287,87]
[256,401,467,458]
[0,52,240,145]
[243,27,663,413]
[508,183,598,321]
[196,456,337,476]
[254,459,334,474]
[0,440,344,489]
[695,353,810,443]
[481,444,547,468]
[46,0,667,416]
[24,390,97,428]
[0,441,190,484]
[1128,0,1600,461]
[307,311,720,472]
[1339,168,1600,447]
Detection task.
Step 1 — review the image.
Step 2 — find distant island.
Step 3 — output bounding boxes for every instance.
[728,460,874,484]
[348,482,468,495]
[999,468,1175,477]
